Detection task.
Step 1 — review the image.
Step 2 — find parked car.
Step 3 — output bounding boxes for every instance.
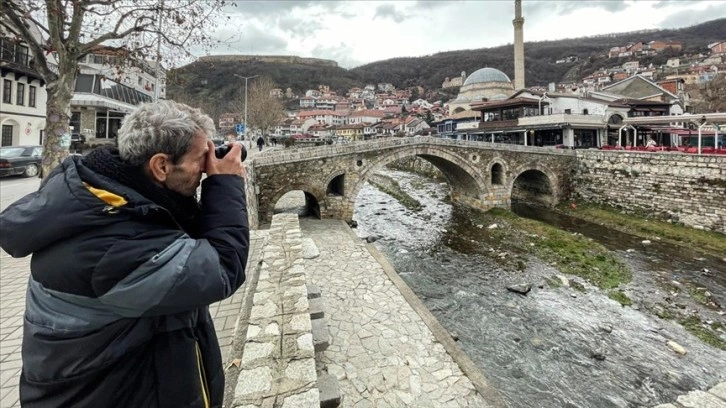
[70,133,86,151]
[0,145,43,177]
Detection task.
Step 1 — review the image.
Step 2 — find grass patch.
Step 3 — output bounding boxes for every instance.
[678,315,726,351]
[687,286,710,306]
[369,180,422,212]
[608,291,633,306]
[476,208,632,290]
[558,203,726,255]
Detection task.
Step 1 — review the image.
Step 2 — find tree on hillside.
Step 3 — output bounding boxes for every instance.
[243,76,284,143]
[692,74,726,113]
[1,0,227,177]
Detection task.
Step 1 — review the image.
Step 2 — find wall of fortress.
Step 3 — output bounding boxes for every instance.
[199,55,338,67]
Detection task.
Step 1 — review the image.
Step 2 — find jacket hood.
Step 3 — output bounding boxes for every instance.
[0,156,154,258]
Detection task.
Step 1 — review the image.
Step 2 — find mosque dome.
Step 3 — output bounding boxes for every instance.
[462,68,511,86]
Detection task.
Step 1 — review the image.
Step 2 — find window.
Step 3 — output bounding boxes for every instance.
[1,125,12,146]
[16,83,25,105]
[29,86,36,107]
[3,80,11,104]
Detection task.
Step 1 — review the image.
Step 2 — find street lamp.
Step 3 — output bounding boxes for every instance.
[233,74,257,147]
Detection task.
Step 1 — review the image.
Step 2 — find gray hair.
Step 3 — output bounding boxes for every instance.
[117,100,216,166]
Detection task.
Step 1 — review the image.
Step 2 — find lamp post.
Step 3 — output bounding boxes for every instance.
[233,74,257,147]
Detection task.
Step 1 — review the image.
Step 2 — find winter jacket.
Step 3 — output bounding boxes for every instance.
[0,157,249,408]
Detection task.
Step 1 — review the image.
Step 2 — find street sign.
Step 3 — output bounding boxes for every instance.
[236,123,245,134]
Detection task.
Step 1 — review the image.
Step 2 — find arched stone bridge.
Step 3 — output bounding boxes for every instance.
[245,137,578,228]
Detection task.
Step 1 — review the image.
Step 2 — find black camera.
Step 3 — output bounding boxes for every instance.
[214,143,247,162]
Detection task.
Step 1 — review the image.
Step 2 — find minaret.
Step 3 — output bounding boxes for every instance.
[513,0,525,90]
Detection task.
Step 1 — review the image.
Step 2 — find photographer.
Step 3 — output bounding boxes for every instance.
[0,100,249,407]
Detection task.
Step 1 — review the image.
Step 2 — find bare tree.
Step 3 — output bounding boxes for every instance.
[245,76,284,144]
[692,74,726,114]
[1,0,228,177]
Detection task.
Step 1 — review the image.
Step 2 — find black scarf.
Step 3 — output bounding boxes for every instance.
[82,146,202,237]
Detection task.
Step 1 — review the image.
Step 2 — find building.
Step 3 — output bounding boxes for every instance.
[709,41,726,55]
[69,46,165,145]
[0,17,48,146]
[349,109,385,124]
[447,67,515,113]
[442,71,466,89]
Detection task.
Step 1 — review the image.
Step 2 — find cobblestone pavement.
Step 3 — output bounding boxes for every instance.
[298,218,490,407]
[0,232,265,408]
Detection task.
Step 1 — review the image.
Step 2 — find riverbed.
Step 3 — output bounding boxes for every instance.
[349,169,726,408]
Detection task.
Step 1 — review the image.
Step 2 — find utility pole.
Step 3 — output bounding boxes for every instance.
[233,74,257,147]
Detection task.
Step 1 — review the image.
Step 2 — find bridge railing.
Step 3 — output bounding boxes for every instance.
[252,136,576,166]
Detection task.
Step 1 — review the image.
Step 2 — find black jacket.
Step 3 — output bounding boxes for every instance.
[0,157,249,408]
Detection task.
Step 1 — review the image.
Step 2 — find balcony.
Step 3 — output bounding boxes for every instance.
[0,37,45,84]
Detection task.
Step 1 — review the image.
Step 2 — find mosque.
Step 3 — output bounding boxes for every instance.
[447,0,526,113]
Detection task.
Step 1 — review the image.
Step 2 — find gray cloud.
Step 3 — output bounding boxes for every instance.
[373,4,406,23]
[277,16,319,38]
[311,43,364,69]
[658,2,726,28]
[526,1,628,17]
[214,24,289,55]
[224,1,344,18]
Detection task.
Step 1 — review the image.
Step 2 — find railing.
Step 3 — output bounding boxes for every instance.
[252,136,577,166]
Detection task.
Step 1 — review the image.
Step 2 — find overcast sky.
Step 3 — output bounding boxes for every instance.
[205,1,726,68]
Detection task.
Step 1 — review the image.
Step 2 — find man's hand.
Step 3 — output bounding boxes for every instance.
[205,141,246,178]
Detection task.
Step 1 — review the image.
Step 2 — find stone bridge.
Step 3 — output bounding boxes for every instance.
[244,137,578,228]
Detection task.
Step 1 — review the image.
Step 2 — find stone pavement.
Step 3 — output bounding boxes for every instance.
[297,218,496,407]
[0,232,266,408]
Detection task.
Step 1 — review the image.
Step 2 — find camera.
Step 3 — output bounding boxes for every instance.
[215,143,247,162]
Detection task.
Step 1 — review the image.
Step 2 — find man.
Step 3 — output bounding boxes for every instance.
[256,135,265,152]
[0,100,249,407]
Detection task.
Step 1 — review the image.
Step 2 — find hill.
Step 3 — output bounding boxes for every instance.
[350,18,726,90]
[167,18,725,107]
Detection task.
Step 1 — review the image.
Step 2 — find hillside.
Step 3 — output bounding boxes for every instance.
[350,18,726,89]
[167,18,725,105]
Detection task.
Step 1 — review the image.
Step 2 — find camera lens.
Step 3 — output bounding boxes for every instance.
[215,144,247,162]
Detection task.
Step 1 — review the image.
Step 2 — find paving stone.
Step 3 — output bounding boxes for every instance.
[318,373,342,408]
[309,297,325,320]
[306,284,322,299]
[312,318,330,352]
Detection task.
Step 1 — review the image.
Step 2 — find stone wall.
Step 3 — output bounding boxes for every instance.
[232,213,319,407]
[575,151,726,233]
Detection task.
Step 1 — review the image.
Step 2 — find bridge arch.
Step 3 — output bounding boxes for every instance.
[268,184,323,223]
[343,146,491,221]
[508,163,562,207]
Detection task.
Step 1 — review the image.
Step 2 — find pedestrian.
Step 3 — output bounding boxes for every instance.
[272,137,277,146]
[257,135,265,152]
[0,100,250,408]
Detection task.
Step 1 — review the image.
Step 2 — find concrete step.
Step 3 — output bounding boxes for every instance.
[307,284,321,299]
[309,297,325,320]
[312,318,329,352]
[318,373,341,408]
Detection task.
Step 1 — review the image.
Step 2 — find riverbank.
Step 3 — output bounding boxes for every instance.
[556,202,726,257]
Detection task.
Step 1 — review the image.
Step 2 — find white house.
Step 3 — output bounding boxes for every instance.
[1,16,48,146]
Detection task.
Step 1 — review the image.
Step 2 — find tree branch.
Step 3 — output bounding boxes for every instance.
[0,2,54,80]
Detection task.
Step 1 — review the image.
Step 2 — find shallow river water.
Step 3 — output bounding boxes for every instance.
[349,169,726,408]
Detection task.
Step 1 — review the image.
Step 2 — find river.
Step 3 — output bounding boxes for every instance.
[348,169,726,408]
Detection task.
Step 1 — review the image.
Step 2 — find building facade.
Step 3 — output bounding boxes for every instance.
[0,22,48,146]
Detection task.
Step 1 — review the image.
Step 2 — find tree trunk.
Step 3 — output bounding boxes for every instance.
[41,73,75,179]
